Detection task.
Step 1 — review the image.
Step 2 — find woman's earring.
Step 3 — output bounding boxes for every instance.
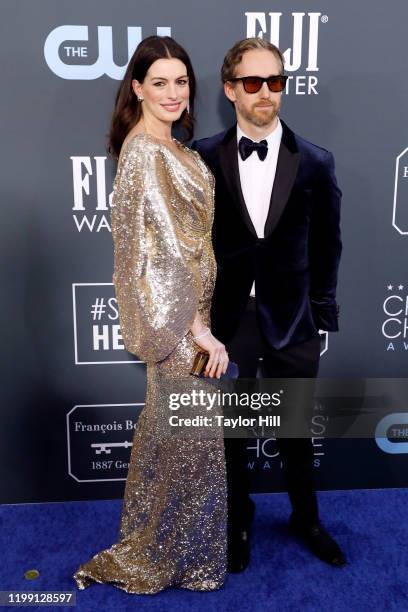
[137,95,144,102]
[186,102,190,114]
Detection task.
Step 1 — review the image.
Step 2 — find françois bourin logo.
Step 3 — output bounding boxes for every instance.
[44,25,171,80]
[245,11,328,95]
[382,284,408,351]
[67,404,144,482]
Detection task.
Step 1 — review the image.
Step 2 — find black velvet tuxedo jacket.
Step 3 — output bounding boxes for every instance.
[192,120,342,350]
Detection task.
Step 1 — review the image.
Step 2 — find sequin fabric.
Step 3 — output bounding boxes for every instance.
[73,134,227,594]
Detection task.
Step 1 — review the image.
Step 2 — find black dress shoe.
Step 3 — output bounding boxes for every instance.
[227,499,255,573]
[227,527,251,573]
[289,514,347,567]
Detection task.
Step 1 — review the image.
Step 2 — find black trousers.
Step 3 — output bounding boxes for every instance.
[224,296,321,531]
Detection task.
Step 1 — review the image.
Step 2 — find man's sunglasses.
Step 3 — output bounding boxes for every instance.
[229,75,288,93]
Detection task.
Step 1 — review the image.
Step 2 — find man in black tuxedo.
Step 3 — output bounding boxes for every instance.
[193,38,345,571]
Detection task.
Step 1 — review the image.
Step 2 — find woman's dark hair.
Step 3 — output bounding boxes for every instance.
[108,36,196,158]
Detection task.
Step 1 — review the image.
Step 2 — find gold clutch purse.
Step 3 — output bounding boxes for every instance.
[190,351,209,376]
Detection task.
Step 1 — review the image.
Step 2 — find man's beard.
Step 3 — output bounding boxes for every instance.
[239,101,280,127]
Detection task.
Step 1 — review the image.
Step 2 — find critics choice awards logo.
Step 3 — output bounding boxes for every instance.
[72,283,142,364]
[245,11,329,95]
[247,407,327,474]
[382,284,408,351]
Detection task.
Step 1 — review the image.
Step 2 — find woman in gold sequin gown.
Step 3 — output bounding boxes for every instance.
[73,37,228,594]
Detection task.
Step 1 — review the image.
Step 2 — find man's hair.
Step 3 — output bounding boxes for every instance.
[221,38,285,83]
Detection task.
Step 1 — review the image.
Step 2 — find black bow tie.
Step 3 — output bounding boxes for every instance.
[238,136,268,161]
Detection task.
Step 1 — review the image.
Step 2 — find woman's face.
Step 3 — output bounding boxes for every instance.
[133,58,190,124]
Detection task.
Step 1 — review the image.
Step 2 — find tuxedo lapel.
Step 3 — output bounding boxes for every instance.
[219,126,257,237]
[264,120,299,237]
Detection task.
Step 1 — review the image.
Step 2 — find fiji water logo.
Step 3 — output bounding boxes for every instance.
[245,12,329,95]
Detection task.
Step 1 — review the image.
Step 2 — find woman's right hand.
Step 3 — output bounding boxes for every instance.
[193,330,229,379]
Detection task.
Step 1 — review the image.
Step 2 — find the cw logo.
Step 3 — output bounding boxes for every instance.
[44,25,171,80]
[376,414,408,454]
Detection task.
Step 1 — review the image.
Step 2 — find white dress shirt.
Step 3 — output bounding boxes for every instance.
[237,119,283,296]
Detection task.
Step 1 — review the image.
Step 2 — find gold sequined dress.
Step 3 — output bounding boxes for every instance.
[73,134,227,594]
